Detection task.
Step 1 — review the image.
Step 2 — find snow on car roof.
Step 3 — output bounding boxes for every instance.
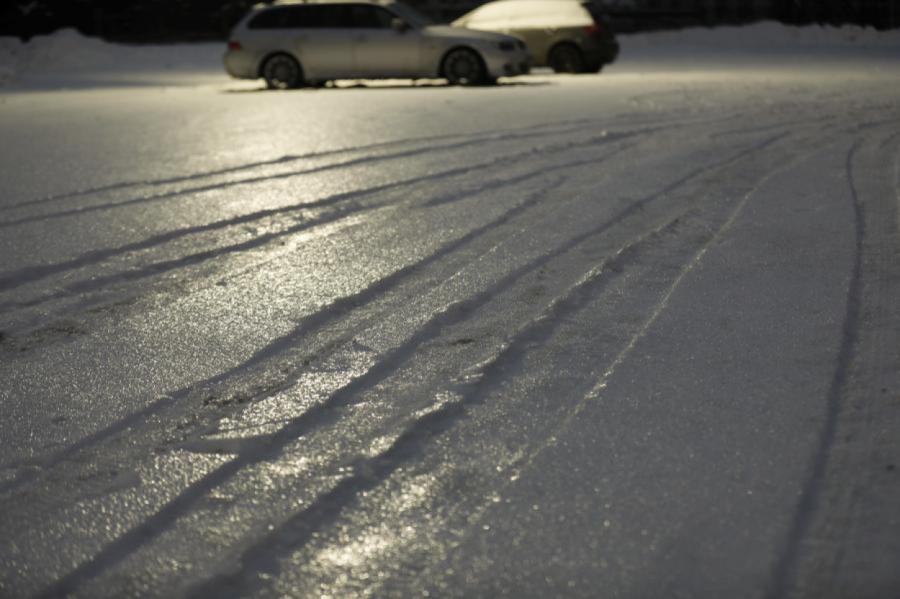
[456,0,592,29]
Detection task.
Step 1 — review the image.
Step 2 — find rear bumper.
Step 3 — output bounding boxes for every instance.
[584,39,620,67]
[223,50,258,80]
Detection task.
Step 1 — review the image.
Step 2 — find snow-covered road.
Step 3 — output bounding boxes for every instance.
[1,30,900,598]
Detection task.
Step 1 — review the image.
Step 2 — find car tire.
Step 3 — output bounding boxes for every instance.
[441,48,487,86]
[548,43,586,74]
[262,54,304,89]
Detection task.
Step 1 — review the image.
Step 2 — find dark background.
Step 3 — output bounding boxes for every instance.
[2,0,898,43]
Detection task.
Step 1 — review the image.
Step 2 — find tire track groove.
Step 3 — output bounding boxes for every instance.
[193,128,823,597]
[766,138,865,599]
[0,119,596,218]
[0,166,579,490]
[35,131,787,597]
[0,129,637,298]
[186,208,693,599]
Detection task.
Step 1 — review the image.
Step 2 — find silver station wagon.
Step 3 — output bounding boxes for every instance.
[224,0,530,88]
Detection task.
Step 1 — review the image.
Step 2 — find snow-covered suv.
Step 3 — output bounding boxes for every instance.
[224,0,530,88]
[454,0,619,73]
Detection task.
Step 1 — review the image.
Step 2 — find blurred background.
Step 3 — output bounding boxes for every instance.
[3,0,899,43]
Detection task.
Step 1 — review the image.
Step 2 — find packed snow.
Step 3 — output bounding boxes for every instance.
[1,20,899,599]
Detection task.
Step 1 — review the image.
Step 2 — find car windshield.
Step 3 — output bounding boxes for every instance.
[386,2,435,27]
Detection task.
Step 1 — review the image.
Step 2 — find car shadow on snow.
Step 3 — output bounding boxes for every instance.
[222,79,553,93]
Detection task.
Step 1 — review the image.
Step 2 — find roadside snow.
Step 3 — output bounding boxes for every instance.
[0,29,223,88]
[626,21,900,49]
[618,22,900,70]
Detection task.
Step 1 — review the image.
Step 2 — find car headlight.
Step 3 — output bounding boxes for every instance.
[497,41,515,51]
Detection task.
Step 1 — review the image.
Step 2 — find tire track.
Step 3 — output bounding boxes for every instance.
[0,119,599,214]
[0,122,599,229]
[0,159,593,491]
[6,118,737,353]
[0,111,751,299]
[0,129,630,482]
[710,113,836,139]
[1,127,791,493]
[772,129,900,598]
[0,175,561,490]
[5,129,788,481]
[34,131,788,597]
[0,127,641,297]
[40,194,687,599]
[0,110,747,225]
[361,135,842,599]
[0,134,643,352]
[765,138,865,599]
[187,210,694,598]
[186,124,832,598]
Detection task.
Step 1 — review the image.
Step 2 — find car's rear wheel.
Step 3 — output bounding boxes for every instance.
[548,43,586,74]
[262,54,303,89]
[442,48,487,86]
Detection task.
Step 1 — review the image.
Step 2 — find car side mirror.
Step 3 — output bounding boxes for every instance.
[392,18,410,33]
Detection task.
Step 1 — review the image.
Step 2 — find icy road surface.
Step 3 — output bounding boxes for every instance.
[2,54,900,598]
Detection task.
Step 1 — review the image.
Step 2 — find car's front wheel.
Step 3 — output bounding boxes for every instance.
[262,54,304,89]
[548,43,586,74]
[442,48,487,86]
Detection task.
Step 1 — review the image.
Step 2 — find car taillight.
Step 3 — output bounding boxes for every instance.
[584,24,601,37]
[228,40,242,51]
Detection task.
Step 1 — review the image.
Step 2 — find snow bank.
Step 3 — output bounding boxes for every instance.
[623,21,900,50]
[0,29,224,88]
[619,22,900,68]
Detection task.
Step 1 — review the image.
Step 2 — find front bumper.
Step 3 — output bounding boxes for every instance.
[482,48,531,79]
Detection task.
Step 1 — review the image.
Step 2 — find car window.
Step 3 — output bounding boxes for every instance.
[249,3,402,30]
[348,4,395,28]
[282,6,313,28]
[307,5,352,28]
[247,5,327,29]
[386,2,434,27]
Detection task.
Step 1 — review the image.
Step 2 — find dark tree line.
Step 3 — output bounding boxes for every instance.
[603,0,899,34]
[2,0,898,42]
[1,0,257,42]
[778,0,898,26]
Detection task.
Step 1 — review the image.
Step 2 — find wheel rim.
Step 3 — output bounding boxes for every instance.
[445,50,481,85]
[265,56,299,89]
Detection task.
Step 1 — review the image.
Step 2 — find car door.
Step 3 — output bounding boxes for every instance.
[287,4,355,79]
[347,4,422,78]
